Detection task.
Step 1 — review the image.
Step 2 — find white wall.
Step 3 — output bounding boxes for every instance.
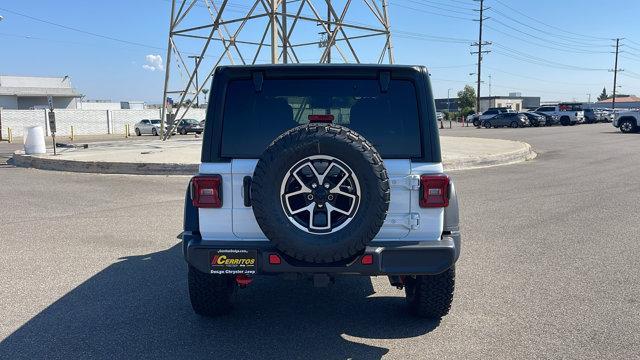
[0,108,210,138]
[111,109,161,134]
[0,109,48,137]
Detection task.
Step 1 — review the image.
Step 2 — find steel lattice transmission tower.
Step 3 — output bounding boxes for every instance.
[160,0,394,138]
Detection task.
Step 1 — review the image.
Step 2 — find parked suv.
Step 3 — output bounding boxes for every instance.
[182,64,461,319]
[613,110,640,133]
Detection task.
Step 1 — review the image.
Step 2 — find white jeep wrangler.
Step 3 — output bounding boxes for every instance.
[182,64,461,319]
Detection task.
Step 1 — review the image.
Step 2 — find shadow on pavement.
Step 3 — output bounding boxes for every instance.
[0,244,439,359]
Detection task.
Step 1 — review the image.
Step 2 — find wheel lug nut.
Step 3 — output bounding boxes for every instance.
[311,183,317,189]
[307,194,314,200]
[324,183,330,189]
[328,194,334,201]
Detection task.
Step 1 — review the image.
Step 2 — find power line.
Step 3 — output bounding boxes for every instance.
[487,7,610,46]
[390,2,475,21]
[489,17,610,50]
[0,7,165,50]
[491,0,611,41]
[483,65,604,86]
[399,0,476,14]
[493,43,609,71]
[485,25,610,55]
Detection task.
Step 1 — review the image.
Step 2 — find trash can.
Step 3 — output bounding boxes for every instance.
[23,125,46,154]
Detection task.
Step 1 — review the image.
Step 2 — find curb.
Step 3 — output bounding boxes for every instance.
[12,141,536,175]
[443,141,537,171]
[12,151,198,175]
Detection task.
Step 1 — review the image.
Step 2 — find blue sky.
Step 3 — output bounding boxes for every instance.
[1,0,640,103]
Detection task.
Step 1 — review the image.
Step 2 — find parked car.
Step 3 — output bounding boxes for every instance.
[176,118,204,135]
[613,110,640,133]
[599,108,614,122]
[583,108,602,124]
[483,112,529,128]
[473,108,511,127]
[183,64,460,319]
[522,112,546,127]
[534,111,557,126]
[134,119,175,136]
[199,119,206,127]
[535,103,584,126]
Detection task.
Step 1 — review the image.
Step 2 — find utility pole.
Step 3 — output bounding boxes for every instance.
[188,55,202,107]
[587,93,591,104]
[610,38,623,111]
[471,0,490,114]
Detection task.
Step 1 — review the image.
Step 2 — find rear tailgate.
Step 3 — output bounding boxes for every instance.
[228,159,412,240]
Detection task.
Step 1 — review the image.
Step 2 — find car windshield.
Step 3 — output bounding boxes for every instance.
[221,78,422,158]
[150,120,161,124]
[183,119,199,125]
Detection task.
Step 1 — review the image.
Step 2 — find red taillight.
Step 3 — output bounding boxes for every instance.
[191,175,222,208]
[419,174,450,208]
[308,114,334,123]
[361,254,374,265]
[268,254,281,265]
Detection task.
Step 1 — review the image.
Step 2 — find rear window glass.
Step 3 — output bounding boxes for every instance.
[220,79,422,158]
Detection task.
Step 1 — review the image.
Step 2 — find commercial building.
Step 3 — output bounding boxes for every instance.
[0,75,82,109]
[434,94,541,113]
[595,95,640,110]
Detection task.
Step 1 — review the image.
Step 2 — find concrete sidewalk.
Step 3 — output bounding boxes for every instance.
[11,136,535,175]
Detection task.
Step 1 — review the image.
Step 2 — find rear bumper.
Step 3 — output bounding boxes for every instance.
[182,232,460,276]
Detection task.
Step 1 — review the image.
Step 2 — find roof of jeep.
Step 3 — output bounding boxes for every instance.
[213,64,426,78]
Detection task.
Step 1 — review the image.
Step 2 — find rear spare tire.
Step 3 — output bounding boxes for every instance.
[251,124,390,263]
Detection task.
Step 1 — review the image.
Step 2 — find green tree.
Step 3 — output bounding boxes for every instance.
[597,87,608,101]
[457,85,477,111]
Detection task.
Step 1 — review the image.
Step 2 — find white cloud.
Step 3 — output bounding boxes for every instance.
[142,55,164,71]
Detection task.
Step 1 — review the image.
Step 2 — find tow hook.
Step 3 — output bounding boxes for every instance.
[235,274,253,288]
[388,275,405,290]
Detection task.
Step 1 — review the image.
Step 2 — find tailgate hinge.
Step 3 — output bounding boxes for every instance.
[389,175,421,190]
[384,213,420,230]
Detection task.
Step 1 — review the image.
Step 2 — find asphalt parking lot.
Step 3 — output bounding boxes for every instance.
[0,123,638,359]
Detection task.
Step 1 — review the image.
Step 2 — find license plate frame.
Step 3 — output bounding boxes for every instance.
[209,249,257,275]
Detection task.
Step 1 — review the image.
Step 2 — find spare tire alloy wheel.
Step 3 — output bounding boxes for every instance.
[281,155,360,234]
[251,124,390,263]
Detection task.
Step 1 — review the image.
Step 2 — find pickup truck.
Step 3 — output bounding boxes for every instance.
[535,103,584,126]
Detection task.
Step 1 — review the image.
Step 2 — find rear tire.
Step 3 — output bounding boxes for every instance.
[560,117,570,126]
[188,265,236,317]
[405,268,455,319]
[180,128,187,135]
[510,121,519,128]
[152,128,158,136]
[135,128,141,136]
[483,121,491,128]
